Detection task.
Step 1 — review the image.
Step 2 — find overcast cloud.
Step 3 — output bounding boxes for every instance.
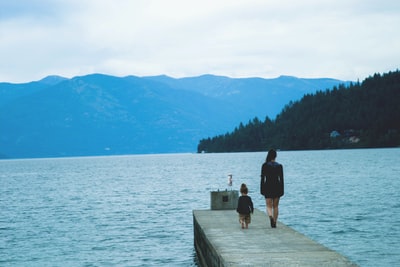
[0,0,399,82]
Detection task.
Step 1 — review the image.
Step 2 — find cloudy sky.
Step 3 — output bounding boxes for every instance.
[1,0,399,83]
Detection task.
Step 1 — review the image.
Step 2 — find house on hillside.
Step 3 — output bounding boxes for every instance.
[330,130,341,138]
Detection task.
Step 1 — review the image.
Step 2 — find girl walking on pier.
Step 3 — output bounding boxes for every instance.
[260,149,284,228]
[236,183,254,229]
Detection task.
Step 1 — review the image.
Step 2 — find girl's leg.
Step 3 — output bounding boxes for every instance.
[239,215,245,229]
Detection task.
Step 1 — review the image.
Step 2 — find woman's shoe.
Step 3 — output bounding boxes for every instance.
[269,216,274,228]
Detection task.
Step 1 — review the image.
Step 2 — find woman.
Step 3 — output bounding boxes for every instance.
[260,149,284,228]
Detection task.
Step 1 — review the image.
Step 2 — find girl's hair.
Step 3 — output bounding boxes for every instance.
[240,183,248,194]
[266,149,277,162]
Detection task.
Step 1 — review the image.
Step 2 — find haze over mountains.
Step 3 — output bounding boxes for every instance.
[0,74,349,158]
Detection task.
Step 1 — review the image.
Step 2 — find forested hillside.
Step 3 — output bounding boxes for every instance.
[197,70,400,153]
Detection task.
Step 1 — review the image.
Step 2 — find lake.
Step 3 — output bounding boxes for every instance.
[1,148,399,266]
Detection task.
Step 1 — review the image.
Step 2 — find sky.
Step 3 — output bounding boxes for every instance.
[1,0,399,83]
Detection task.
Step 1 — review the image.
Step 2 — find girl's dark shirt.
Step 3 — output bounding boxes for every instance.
[236,195,254,215]
[260,161,284,198]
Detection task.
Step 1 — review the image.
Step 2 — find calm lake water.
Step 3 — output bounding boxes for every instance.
[1,148,399,266]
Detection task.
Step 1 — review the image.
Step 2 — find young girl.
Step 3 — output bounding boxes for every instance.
[236,183,254,229]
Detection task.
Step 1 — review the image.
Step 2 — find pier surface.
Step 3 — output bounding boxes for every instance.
[193,209,357,266]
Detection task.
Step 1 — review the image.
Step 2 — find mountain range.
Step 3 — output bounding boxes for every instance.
[0,73,349,158]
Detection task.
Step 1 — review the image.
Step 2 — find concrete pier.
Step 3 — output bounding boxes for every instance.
[193,209,358,266]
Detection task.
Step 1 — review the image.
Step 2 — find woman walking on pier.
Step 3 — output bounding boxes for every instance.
[260,149,284,228]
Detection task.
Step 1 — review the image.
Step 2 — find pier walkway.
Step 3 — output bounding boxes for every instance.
[193,208,358,266]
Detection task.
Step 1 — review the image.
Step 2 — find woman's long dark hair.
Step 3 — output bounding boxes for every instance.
[266,149,277,162]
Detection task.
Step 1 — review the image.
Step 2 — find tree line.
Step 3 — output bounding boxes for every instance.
[197,70,400,153]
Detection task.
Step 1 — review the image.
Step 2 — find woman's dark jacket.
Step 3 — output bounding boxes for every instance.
[260,161,284,198]
[236,195,254,215]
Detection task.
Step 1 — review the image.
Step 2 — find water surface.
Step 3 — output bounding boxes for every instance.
[1,148,399,266]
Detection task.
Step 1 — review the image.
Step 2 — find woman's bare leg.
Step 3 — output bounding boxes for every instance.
[266,198,275,227]
[273,197,280,224]
[266,198,273,218]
